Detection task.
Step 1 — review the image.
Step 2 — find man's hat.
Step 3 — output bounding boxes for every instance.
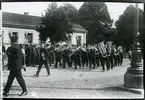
[10,36,18,43]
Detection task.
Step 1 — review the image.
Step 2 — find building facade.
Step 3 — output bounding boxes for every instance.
[2,12,87,49]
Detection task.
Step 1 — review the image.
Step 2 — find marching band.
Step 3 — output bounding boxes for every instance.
[2,41,124,72]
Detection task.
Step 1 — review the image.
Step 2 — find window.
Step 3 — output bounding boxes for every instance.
[12,32,18,36]
[76,36,82,46]
[8,32,19,40]
[25,33,33,44]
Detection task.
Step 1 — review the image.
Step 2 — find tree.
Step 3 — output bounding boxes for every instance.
[36,2,73,44]
[58,3,79,24]
[78,2,113,44]
[115,5,144,50]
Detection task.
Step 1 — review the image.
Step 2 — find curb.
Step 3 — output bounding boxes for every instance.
[118,85,144,95]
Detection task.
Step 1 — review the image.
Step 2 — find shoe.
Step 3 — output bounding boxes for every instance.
[3,92,9,96]
[47,74,50,76]
[19,91,28,96]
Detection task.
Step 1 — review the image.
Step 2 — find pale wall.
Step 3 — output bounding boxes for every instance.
[71,32,87,45]
[2,27,40,49]
[2,27,87,49]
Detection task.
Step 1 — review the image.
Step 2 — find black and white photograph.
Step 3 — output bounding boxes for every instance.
[1,1,144,99]
[0,5,2,100]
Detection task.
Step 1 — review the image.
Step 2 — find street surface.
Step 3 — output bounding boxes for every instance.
[2,59,144,99]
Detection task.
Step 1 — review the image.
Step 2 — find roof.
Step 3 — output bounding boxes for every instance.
[71,23,88,33]
[2,12,87,33]
[2,12,41,29]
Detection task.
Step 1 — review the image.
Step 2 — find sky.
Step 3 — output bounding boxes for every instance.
[1,2,144,23]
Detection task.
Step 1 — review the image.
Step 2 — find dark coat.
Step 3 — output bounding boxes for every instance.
[54,50,62,59]
[39,47,49,61]
[6,44,23,71]
[2,45,6,53]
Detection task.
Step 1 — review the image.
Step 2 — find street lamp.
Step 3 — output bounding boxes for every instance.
[124,4,143,89]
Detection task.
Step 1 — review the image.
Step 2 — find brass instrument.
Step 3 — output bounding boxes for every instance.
[106,41,113,56]
[118,46,123,53]
[114,48,118,56]
[98,41,107,58]
[69,46,80,58]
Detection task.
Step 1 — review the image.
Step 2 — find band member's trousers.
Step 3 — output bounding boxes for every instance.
[95,55,100,67]
[89,57,96,70]
[114,55,118,66]
[31,56,36,67]
[36,60,50,76]
[48,57,52,66]
[108,56,114,69]
[100,57,110,71]
[26,55,31,66]
[55,58,62,68]
[4,70,27,93]
[81,56,88,67]
[119,53,123,65]
[63,57,70,68]
[74,56,81,69]
[116,55,120,66]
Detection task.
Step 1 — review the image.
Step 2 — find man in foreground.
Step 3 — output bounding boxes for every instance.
[3,36,27,96]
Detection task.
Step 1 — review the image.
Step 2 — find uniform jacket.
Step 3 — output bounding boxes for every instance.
[6,44,23,71]
[39,47,49,61]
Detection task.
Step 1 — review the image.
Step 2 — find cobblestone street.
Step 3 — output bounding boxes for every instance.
[2,59,144,99]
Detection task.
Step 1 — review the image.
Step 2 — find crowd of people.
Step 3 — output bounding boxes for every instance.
[2,35,126,97]
[3,41,124,72]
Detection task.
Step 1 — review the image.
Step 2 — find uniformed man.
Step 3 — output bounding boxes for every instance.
[34,43,50,77]
[80,44,88,68]
[62,44,70,68]
[118,46,123,66]
[88,45,96,70]
[98,42,108,72]
[49,45,55,65]
[36,45,41,66]
[106,45,111,71]
[116,46,120,66]
[3,36,27,96]
[31,45,37,67]
[109,44,115,69]
[113,45,118,67]
[25,44,32,67]
[73,45,81,69]
[71,45,81,69]
[69,44,76,68]
[94,45,100,68]
[54,44,62,68]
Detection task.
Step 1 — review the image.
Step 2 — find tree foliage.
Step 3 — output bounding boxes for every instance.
[37,2,73,44]
[115,5,144,50]
[78,2,113,44]
[58,3,79,24]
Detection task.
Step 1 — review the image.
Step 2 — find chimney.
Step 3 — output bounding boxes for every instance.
[24,12,29,15]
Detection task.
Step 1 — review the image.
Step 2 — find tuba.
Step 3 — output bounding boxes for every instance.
[98,41,107,58]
